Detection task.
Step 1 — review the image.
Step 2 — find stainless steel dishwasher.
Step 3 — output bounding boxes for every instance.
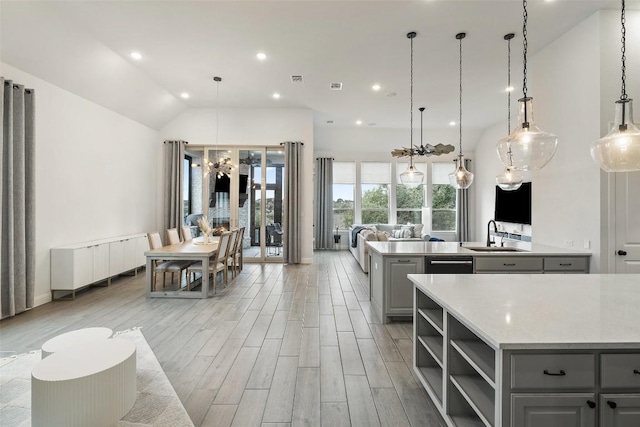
[425,256,474,274]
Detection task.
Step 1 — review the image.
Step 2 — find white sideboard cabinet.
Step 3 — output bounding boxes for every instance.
[51,233,148,300]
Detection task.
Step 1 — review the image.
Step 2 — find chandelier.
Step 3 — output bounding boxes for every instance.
[207,76,235,178]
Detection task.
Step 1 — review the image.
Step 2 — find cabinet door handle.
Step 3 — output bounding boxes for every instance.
[559,263,572,266]
[397,260,412,263]
[618,250,627,256]
[607,401,617,409]
[587,400,596,409]
[634,369,640,375]
[429,260,473,265]
[503,263,516,266]
[543,369,566,376]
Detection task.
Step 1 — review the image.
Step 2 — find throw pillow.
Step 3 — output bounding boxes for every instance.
[361,230,378,241]
[412,223,424,238]
[392,230,403,238]
[400,225,413,238]
[375,231,389,241]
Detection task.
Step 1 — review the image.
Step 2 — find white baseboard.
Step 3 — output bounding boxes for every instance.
[34,292,52,308]
[301,257,313,264]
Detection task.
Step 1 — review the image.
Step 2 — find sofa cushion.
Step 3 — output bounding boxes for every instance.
[361,230,378,241]
[377,224,398,234]
[412,223,424,238]
[376,231,389,241]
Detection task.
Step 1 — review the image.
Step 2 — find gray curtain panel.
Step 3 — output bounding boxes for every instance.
[163,140,187,242]
[456,158,471,242]
[314,158,333,249]
[283,141,303,264]
[1,78,36,319]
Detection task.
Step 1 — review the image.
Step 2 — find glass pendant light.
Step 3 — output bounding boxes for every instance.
[400,31,424,188]
[496,33,524,191]
[448,33,474,190]
[497,0,558,171]
[591,0,640,172]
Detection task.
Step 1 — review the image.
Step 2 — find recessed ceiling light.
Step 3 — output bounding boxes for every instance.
[180,92,190,99]
[356,120,362,125]
[505,86,514,92]
[272,93,281,99]
[256,52,267,61]
[130,51,142,60]
[449,121,456,126]
[372,84,381,91]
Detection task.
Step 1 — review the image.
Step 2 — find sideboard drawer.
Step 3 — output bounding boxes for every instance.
[475,257,543,272]
[544,257,588,272]
[511,354,595,390]
[601,354,640,389]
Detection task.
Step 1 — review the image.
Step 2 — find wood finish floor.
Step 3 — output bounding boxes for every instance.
[0,251,444,427]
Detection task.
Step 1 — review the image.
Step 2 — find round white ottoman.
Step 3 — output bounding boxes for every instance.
[41,327,113,359]
[32,338,136,427]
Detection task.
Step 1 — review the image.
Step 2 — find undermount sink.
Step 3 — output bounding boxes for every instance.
[464,246,528,252]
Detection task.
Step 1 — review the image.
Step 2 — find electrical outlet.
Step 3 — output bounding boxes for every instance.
[564,240,574,247]
[584,239,591,249]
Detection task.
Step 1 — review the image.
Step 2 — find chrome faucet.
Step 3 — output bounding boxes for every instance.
[487,220,498,247]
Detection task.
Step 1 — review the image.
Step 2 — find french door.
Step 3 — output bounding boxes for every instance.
[184,146,285,262]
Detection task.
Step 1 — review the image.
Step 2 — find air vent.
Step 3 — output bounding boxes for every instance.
[326,120,334,124]
[330,82,343,90]
[291,75,304,83]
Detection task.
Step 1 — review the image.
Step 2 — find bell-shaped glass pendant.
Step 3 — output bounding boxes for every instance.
[591,99,640,172]
[399,164,424,188]
[496,167,523,191]
[448,156,474,189]
[497,97,558,171]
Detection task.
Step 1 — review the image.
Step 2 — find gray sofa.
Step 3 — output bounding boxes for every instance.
[349,224,429,273]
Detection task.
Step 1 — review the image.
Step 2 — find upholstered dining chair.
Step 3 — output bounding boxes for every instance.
[147,232,190,289]
[166,228,181,245]
[229,227,245,277]
[187,230,234,293]
[182,226,193,242]
[226,229,239,278]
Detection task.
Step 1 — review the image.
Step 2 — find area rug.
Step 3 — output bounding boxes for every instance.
[0,327,194,427]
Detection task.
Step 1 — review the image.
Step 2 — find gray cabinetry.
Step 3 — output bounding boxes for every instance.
[385,256,423,318]
[511,394,596,427]
[475,256,543,273]
[599,394,640,426]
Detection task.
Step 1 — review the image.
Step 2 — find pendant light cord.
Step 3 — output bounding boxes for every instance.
[458,34,463,157]
[507,36,512,134]
[522,0,528,99]
[409,32,415,167]
[620,0,627,101]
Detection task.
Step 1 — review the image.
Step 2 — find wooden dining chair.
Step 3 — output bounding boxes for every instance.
[187,230,233,293]
[225,229,238,278]
[147,232,190,289]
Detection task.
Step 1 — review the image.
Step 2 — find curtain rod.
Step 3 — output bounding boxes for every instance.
[316,157,334,160]
[279,141,304,146]
[163,140,189,144]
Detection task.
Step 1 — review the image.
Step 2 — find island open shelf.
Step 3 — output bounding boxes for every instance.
[411,273,640,427]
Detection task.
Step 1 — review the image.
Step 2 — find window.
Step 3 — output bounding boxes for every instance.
[333,162,355,229]
[432,163,457,231]
[361,162,390,224]
[396,162,426,224]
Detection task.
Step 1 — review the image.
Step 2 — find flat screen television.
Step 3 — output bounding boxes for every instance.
[494,182,532,225]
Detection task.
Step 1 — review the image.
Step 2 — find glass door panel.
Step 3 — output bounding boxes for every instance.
[240,149,264,260]
[266,148,285,260]
[184,147,205,236]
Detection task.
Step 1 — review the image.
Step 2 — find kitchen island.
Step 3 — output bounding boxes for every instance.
[409,273,640,427]
[367,241,591,323]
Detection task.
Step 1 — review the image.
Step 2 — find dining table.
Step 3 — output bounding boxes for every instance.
[144,237,219,298]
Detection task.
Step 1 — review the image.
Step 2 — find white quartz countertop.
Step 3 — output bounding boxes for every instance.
[409,274,640,349]
[367,241,591,256]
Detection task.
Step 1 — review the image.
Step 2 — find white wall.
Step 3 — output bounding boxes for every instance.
[1,62,159,306]
[160,108,315,263]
